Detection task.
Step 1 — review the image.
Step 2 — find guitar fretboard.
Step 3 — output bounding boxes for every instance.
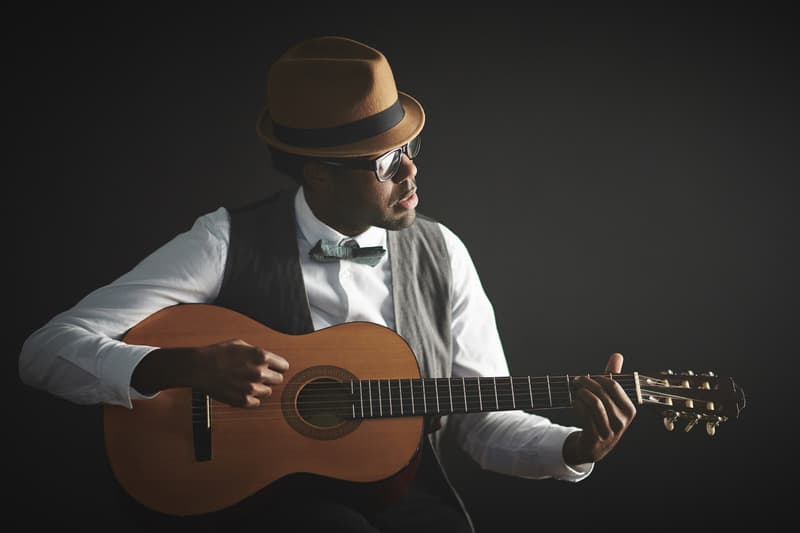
[349,374,640,419]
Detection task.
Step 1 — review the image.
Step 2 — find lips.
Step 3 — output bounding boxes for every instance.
[396,188,417,204]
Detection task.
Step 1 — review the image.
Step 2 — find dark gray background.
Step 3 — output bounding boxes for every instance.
[9,5,797,531]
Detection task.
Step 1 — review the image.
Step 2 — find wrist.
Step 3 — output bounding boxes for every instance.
[562,430,589,466]
[131,347,198,394]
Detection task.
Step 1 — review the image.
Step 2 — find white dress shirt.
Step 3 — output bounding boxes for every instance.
[19,187,592,481]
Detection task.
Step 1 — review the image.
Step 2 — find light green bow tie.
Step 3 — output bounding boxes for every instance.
[309,239,386,267]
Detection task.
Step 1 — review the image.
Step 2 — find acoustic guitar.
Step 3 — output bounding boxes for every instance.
[104,303,745,517]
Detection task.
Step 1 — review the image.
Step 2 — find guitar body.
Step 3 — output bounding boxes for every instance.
[104,304,425,517]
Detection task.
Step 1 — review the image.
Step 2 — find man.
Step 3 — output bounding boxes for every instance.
[19,36,636,532]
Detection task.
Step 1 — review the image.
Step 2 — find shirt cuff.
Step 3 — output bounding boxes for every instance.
[99,343,160,409]
[538,426,595,482]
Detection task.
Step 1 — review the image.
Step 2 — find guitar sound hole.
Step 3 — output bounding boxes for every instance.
[296,378,351,428]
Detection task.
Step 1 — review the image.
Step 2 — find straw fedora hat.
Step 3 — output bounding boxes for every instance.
[257,36,425,158]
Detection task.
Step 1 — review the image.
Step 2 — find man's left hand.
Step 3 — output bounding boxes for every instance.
[563,352,637,466]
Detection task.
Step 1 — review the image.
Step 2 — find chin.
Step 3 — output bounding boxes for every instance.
[382,211,417,231]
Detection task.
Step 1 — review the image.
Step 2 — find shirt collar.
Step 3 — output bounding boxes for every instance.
[294,187,387,248]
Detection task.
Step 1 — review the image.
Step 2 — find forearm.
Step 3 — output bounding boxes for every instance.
[451,410,593,481]
[19,321,158,406]
[130,347,199,395]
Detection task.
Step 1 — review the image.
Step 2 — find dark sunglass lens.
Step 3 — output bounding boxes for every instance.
[377,150,402,181]
[408,135,422,158]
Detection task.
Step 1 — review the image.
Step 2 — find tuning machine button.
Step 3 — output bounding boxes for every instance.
[683,414,701,432]
[663,412,679,432]
[704,415,725,436]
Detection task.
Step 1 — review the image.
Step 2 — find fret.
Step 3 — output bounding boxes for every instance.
[368,380,374,417]
[402,378,414,415]
[425,378,437,415]
[413,379,427,415]
[434,378,441,414]
[464,377,481,412]
[450,377,466,413]
[479,378,496,412]
[492,377,499,410]
[435,378,450,415]
[527,376,534,408]
[447,378,454,413]
[477,377,484,411]
[566,374,572,405]
[511,376,532,410]
[398,379,403,415]
[379,379,392,416]
[462,377,468,411]
[408,379,415,414]
[351,381,356,419]
[509,377,516,409]
[495,377,514,410]
[546,375,553,407]
[421,378,428,414]
[378,379,383,416]
[388,379,396,416]
[358,380,365,419]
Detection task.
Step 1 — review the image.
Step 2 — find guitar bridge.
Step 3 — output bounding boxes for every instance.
[192,389,212,461]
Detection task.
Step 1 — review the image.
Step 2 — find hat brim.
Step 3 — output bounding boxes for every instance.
[257,92,425,158]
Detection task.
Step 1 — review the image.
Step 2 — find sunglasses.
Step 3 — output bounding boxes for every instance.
[318,135,422,182]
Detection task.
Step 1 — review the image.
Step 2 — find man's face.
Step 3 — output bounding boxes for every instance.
[312,153,419,235]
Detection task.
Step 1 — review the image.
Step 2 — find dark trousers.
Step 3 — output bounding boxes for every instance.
[116,440,472,533]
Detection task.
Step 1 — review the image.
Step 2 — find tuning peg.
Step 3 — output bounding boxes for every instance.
[704,415,726,437]
[663,412,679,432]
[701,371,716,377]
[686,370,695,376]
[684,414,701,432]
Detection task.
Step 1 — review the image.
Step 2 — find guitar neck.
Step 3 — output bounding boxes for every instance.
[349,373,642,419]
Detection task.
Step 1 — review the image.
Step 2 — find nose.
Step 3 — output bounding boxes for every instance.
[392,153,417,184]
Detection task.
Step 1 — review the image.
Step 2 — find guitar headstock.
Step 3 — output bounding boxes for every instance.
[637,370,745,436]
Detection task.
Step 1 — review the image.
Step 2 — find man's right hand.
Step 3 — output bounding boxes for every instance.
[192,339,290,407]
[131,340,289,408]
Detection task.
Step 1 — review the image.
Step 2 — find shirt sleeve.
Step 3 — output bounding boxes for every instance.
[438,223,593,481]
[18,208,230,408]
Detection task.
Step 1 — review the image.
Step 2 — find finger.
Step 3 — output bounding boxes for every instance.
[249,382,273,400]
[257,366,285,385]
[605,352,624,374]
[576,376,622,433]
[576,388,611,439]
[249,347,290,370]
[595,375,638,419]
[239,383,273,408]
[221,386,266,408]
[265,352,290,372]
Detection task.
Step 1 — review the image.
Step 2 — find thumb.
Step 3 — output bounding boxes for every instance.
[605,352,624,374]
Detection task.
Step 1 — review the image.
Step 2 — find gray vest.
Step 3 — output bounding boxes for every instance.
[213,188,473,530]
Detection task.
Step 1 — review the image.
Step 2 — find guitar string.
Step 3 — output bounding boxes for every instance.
[207,395,692,422]
[204,375,640,399]
[207,379,643,414]
[205,376,640,399]
[206,399,687,423]
[197,378,711,420]
[206,381,640,412]
[203,391,707,422]
[205,390,663,421]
